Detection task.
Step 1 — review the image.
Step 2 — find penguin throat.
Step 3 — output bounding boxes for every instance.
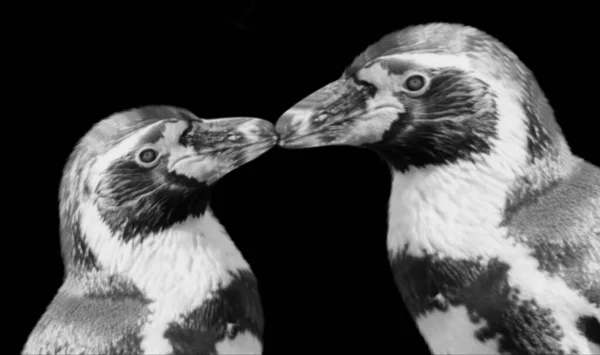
[385,135,575,260]
[386,157,518,260]
[75,202,251,300]
[73,202,256,355]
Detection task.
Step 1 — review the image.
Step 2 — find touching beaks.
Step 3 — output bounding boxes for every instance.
[186,116,277,155]
[177,117,277,184]
[275,78,404,149]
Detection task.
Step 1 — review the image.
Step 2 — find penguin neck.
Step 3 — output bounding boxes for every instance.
[386,157,514,261]
[385,134,576,262]
[68,204,251,304]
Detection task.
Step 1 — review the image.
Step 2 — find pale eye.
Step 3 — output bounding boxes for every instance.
[137,148,159,166]
[405,74,427,92]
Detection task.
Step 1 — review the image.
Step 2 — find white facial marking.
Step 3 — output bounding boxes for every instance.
[345,108,398,145]
[79,201,251,354]
[215,331,262,355]
[357,62,405,108]
[161,120,189,146]
[358,61,396,87]
[416,305,502,354]
[172,155,225,183]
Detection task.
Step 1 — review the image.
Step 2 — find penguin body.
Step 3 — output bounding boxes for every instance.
[387,155,599,354]
[275,23,600,354]
[24,106,275,354]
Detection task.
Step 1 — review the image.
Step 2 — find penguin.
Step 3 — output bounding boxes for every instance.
[275,23,600,354]
[23,106,276,355]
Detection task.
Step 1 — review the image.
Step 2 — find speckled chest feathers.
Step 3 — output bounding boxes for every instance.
[23,106,275,355]
[377,26,600,355]
[275,23,600,355]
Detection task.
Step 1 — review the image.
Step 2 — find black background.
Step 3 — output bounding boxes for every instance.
[13,4,598,354]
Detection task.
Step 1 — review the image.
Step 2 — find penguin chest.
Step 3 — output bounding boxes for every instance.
[390,253,597,355]
[415,304,503,355]
[161,270,264,354]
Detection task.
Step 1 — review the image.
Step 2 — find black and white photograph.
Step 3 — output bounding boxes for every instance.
[13,3,599,354]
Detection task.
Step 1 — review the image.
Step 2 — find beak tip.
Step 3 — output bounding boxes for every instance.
[275,111,302,138]
[247,117,278,143]
[274,114,290,131]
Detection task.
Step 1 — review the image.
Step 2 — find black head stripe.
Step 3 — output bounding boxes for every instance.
[95,156,210,242]
[418,69,495,120]
[377,59,417,76]
[577,316,600,346]
[367,69,498,171]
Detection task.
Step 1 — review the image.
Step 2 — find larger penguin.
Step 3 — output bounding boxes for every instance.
[23,106,276,355]
[275,23,600,354]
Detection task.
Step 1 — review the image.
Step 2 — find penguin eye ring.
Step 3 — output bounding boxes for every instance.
[137,148,160,166]
[404,73,429,94]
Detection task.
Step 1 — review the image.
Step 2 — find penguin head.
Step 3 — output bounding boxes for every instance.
[59,106,277,271]
[276,23,564,172]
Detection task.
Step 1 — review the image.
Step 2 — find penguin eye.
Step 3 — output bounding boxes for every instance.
[137,148,160,166]
[404,74,428,93]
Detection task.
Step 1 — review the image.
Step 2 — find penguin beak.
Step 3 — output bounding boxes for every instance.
[175,117,277,184]
[275,78,403,149]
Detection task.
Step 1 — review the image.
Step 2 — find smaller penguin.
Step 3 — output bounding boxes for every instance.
[23,106,277,355]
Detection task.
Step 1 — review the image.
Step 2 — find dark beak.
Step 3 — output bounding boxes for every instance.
[187,116,277,154]
[275,76,368,149]
[180,116,277,184]
[275,76,404,149]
